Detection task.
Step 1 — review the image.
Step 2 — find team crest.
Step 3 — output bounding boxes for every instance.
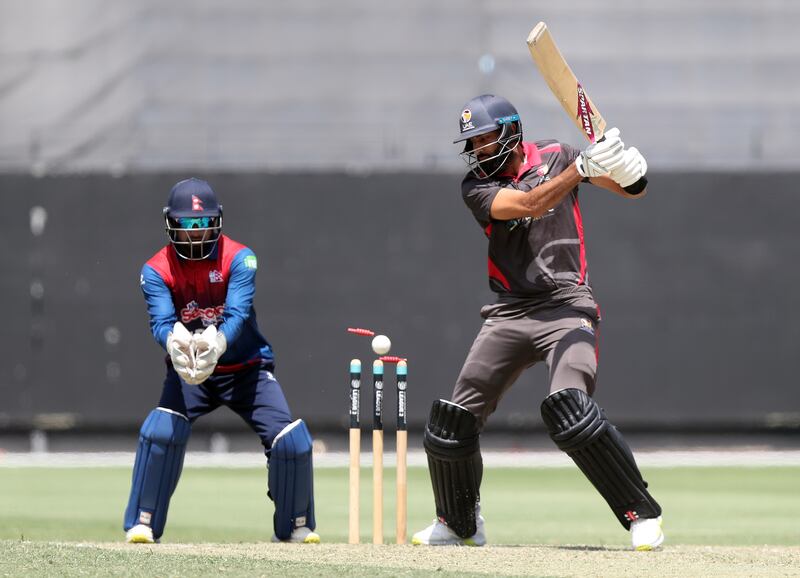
[460,109,474,131]
[191,195,203,211]
[209,269,223,283]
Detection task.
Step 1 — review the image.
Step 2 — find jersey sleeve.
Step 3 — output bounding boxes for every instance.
[140,264,176,349]
[218,248,258,345]
[561,143,581,165]
[461,176,501,226]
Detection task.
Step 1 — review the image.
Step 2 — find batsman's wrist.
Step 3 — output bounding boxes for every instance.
[623,176,648,195]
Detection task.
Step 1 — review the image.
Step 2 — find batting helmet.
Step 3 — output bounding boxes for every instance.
[163,178,223,260]
[455,95,523,178]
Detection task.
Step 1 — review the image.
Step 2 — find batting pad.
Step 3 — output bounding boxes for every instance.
[124,407,191,539]
[541,388,662,529]
[423,399,483,539]
[268,419,316,540]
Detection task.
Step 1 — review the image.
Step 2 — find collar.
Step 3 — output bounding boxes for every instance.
[513,142,543,182]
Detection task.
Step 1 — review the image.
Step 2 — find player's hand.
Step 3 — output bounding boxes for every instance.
[192,325,227,384]
[609,146,647,188]
[574,127,626,178]
[166,322,195,383]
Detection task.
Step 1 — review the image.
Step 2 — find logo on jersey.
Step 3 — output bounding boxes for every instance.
[191,195,203,212]
[181,300,224,326]
[506,216,532,231]
[580,318,595,335]
[536,164,549,177]
[209,269,224,283]
[140,274,145,286]
[244,255,257,270]
[460,109,474,132]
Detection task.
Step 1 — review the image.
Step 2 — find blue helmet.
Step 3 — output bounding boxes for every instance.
[454,94,523,178]
[163,178,223,260]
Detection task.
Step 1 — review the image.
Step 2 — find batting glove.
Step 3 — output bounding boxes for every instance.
[609,146,648,188]
[575,127,626,178]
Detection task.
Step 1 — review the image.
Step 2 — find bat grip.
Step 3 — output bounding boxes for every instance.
[623,176,648,195]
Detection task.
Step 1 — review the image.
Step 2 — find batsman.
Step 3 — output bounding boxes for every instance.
[123,178,319,544]
[412,95,664,550]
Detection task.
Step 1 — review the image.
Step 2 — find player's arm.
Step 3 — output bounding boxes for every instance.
[588,175,647,199]
[217,249,258,345]
[140,265,177,349]
[490,132,627,219]
[490,164,582,220]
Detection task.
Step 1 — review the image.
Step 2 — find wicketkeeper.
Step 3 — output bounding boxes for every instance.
[412,95,664,550]
[123,178,319,544]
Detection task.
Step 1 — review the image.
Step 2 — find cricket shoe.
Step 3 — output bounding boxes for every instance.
[411,512,486,546]
[271,526,321,544]
[630,516,664,551]
[125,524,156,544]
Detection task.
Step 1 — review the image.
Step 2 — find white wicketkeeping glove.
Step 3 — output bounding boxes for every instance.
[166,322,195,383]
[609,146,648,188]
[192,325,227,384]
[574,127,626,178]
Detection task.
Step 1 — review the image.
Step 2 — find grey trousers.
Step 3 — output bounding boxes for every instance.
[451,304,599,429]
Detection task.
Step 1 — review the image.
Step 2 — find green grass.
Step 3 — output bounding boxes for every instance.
[1,465,798,546]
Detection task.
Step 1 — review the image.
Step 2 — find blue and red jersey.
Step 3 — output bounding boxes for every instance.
[140,235,273,372]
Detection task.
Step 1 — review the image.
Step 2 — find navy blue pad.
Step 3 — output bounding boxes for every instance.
[123,408,191,539]
[268,419,316,540]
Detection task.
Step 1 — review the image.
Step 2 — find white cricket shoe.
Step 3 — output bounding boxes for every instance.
[631,516,664,551]
[125,524,155,544]
[271,526,321,544]
[411,512,486,546]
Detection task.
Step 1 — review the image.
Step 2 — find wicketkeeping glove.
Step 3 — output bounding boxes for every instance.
[574,127,626,178]
[166,322,195,383]
[192,325,227,384]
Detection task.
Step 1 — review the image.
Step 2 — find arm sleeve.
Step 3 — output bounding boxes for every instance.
[218,248,257,345]
[140,264,176,349]
[562,142,581,165]
[461,176,502,225]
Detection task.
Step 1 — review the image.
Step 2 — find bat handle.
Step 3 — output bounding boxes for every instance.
[623,176,648,195]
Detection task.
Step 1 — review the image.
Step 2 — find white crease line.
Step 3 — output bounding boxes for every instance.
[1,450,799,468]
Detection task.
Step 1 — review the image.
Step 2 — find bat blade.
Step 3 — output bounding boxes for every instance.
[527,22,647,194]
[526,21,606,144]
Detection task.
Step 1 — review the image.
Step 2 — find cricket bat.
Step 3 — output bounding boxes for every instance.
[526,21,647,194]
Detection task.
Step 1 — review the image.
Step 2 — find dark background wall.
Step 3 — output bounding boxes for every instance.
[1,172,798,433]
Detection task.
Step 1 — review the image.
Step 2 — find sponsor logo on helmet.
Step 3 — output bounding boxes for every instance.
[460,109,474,132]
[191,195,204,212]
[181,300,224,326]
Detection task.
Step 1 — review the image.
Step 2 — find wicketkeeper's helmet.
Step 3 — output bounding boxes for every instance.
[163,178,223,260]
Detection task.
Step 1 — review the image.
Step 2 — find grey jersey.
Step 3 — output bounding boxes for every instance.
[462,140,598,317]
